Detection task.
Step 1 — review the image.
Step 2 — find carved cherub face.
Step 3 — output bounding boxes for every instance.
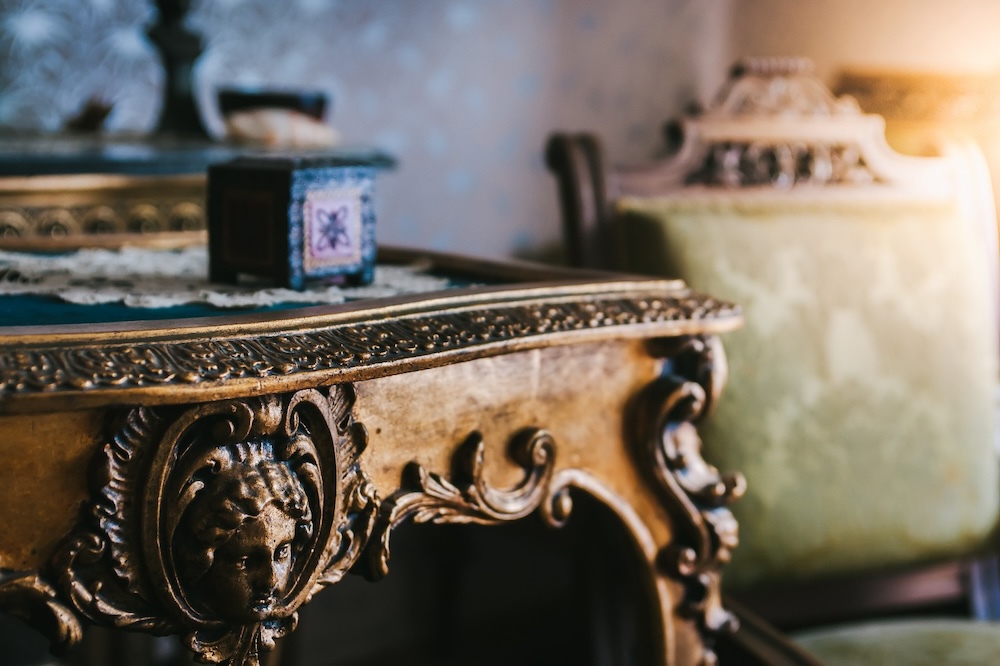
[177,442,314,623]
[201,502,298,622]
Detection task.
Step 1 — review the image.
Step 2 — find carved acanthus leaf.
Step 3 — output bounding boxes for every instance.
[364,428,556,580]
[0,571,82,652]
[314,467,379,589]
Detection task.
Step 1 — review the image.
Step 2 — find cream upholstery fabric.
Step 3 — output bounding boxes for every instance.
[794,619,1000,665]
[618,186,999,588]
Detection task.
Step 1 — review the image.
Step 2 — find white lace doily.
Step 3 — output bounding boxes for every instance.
[0,246,454,309]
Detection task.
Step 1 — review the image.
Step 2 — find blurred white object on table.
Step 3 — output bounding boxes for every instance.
[224,108,339,147]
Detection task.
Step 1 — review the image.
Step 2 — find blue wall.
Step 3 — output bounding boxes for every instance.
[0,0,732,259]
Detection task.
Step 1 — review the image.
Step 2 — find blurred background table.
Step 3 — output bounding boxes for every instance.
[0,136,393,251]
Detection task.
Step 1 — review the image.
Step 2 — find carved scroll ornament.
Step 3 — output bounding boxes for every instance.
[0,572,81,651]
[637,335,746,659]
[46,386,376,666]
[364,428,565,580]
[359,343,746,666]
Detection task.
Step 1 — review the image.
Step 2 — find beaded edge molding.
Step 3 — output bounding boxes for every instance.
[0,290,740,396]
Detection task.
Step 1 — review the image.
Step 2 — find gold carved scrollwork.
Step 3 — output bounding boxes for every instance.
[637,335,746,662]
[44,386,377,666]
[0,572,82,652]
[364,428,560,580]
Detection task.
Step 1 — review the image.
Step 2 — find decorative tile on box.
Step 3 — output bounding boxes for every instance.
[208,153,389,289]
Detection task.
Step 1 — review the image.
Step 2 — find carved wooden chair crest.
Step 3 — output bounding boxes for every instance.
[548,56,1000,665]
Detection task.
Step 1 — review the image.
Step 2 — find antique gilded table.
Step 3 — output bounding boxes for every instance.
[0,247,742,666]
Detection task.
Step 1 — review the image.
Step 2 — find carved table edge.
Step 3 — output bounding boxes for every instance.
[0,286,741,414]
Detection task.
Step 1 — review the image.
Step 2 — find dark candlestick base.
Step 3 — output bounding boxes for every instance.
[148,0,210,138]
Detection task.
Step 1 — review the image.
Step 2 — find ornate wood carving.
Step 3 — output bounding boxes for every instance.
[0,335,746,666]
[365,428,558,580]
[0,199,206,238]
[0,172,208,253]
[713,57,859,118]
[686,141,876,187]
[636,335,746,663]
[360,370,747,666]
[684,57,880,188]
[38,386,377,666]
[0,291,738,398]
[0,571,81,652]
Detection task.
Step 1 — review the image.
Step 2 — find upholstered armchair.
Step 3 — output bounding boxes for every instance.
[547,58,1000,664]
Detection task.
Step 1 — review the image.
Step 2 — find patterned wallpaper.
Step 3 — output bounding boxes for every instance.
[0,0,733,259]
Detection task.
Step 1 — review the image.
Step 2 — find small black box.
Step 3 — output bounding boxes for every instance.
[208,154,380,289]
